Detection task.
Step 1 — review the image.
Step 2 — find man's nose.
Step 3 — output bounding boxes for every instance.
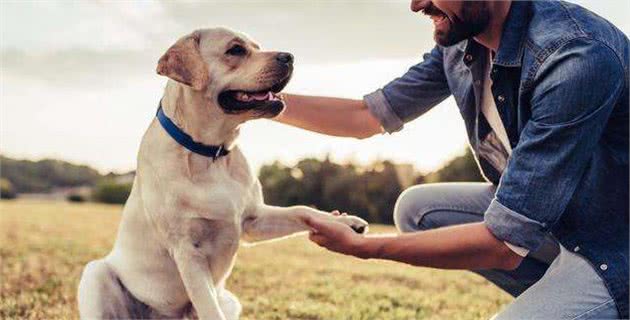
[276,52,294,65]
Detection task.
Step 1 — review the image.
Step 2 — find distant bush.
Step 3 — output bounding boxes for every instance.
[66,194,86,203]
[93,182,132,204]
[0,178,17,199]
[1,155,102,193]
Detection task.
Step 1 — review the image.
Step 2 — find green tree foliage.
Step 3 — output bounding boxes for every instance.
[260,149,484,224]
[92,182,132,204]
[0,155,101,193]
[424,148,485,183]
[259,158,404,224]
[1,147,484,218]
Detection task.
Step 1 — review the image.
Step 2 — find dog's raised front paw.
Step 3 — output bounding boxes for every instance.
[335,215,369,234]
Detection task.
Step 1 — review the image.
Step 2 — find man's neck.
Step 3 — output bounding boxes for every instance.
[473,1,512,52]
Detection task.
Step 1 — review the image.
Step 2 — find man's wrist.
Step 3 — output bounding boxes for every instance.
[352,236,382,260]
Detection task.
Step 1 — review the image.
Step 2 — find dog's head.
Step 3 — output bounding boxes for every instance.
[157,28,293,119]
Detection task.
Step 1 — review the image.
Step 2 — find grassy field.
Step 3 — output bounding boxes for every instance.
[0,200,511,319]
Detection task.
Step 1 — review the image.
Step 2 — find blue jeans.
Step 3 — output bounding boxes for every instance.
[393,183,619,319]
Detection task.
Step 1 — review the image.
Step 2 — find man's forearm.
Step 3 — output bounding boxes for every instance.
[357,222,523,270]
[276,94,382,138]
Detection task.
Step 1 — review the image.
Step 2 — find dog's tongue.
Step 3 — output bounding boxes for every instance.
[252,92,272,101]
[234,91,277,102]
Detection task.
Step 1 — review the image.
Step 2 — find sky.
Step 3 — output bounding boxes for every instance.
[1,0,629,174]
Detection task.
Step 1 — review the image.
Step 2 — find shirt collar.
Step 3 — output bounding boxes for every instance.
[493,1,531,67]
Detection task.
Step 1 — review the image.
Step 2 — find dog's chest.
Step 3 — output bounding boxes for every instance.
[173,153,259,273]
[185,217,240,281]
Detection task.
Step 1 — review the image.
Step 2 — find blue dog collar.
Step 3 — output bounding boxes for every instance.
[156,101,230,160]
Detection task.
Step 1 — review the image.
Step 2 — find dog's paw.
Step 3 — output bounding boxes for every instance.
[335,215,369,234]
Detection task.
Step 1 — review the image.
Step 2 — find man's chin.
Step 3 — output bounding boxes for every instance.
[434,28,469,47]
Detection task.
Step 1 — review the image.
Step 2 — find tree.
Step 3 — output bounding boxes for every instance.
[259,158,404,224]
[0,155,101,193]
[424,148,484,183]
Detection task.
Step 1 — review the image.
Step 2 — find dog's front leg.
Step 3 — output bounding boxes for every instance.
[242,205,368,243]
[173,244,225,320]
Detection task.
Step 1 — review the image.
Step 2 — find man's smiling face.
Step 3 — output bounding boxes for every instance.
[411,0,491,46]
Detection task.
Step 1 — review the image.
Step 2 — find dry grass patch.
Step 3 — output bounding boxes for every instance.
[1,200,511,319]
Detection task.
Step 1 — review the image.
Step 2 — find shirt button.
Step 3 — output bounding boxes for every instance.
[465,54,473,62]
[573,246,580,252]
[497,95,506,103]
[600,264,608,271]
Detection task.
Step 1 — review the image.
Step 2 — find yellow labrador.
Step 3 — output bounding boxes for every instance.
[77,28,368,320]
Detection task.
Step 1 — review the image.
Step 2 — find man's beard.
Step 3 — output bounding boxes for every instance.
[424,2,490,46]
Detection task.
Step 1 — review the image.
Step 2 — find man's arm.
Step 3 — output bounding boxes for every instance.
[276,94,383,139]
[483,39,625,252]
[305,217,522,270]
[276,45,451,138]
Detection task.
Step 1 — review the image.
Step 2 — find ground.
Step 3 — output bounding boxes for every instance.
[0,200,511,319]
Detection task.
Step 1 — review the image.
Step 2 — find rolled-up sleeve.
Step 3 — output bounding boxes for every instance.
[484,39,625,251]
[364,45,451,133]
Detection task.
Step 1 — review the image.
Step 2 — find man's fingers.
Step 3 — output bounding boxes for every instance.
[308,232,327,246]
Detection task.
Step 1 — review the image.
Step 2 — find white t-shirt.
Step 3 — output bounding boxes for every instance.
[481,53,529,258]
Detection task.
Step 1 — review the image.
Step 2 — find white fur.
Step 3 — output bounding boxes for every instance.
[77,28,367,320]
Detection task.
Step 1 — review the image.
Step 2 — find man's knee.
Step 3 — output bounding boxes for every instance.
[393,185,435,233]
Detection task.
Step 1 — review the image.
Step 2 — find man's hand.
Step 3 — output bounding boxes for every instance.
[306,218,523,270]
[305,214,370,259]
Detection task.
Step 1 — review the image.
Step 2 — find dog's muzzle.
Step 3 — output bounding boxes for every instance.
[218,53,293,118]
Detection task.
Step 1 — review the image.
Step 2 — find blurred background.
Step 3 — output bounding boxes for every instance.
[1,0,628,222]
[2,1,629,319]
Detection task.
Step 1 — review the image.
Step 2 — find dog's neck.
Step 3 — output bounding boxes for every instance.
[161,81,241,150]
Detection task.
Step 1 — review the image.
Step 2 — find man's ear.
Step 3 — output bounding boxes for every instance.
[156,31,209,91]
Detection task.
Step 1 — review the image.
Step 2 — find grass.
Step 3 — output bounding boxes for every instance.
[0,200,511,319]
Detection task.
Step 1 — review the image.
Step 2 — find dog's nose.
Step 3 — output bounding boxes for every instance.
[276,52,293,65]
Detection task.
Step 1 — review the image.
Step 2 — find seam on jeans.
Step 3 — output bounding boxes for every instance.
[571,299,615,320]
[415,206,485,228]
[571,248,621,320]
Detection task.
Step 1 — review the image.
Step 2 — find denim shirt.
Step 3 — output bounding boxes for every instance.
[364,1,629,316]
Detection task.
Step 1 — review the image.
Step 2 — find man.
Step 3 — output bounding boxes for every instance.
[276,1,629,319]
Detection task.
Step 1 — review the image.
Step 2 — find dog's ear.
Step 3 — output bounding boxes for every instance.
[156,31,209,91]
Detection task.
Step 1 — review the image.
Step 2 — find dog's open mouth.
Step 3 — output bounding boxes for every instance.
[232,90,282,103]
[218,76,291,118]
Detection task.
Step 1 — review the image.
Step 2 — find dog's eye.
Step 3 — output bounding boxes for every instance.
[225,44,247,56]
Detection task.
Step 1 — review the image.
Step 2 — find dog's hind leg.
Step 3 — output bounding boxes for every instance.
[78,259,150,319]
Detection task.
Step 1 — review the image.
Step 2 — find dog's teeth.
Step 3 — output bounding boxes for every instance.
[267,92,273,100]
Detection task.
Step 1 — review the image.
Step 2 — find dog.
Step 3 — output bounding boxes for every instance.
[77,27,368,320]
